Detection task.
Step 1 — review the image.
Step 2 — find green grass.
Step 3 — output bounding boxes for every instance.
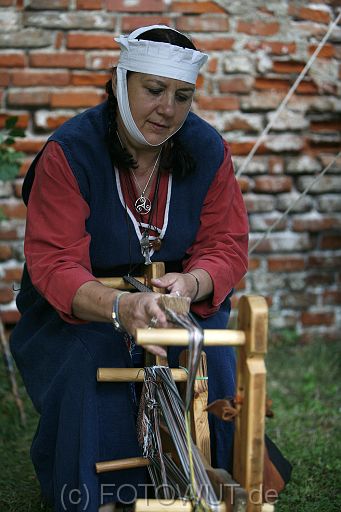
[0,337,340,511]
[265,336,341,511]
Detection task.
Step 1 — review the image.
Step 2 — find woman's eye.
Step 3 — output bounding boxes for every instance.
[176,95,191,102]
[148,88,162,95]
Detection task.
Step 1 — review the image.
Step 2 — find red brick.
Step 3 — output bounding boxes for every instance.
[237,20,279,36]
[19,157,34,177]
[71,71,110,86]
[0,53,26,68]
[219,76,253,94]
[8,90,50,107]
[229,141,266,156]
[255,78,290,92]
[268,156,284,175]
[196,74,204,90]
[193,37,234,51]
[311,120,341,132]
[224,115,260,132]
[0,226,19,241]
[54,31,64,50]
[0,287,14,304]
[323,291,341,306]
[0,0,14,5]
[170,1,225,13]
[14,138,45,154]
[30,52,86,69]
[50,90,104,108]
[121,16,172,32]
[35,113,73,131]
[308,255,341,269]
[254,176,292,193]
[207,58,218,74]
[296,81,319,94]
[306,273,334,286]
[289,6,331,24]
[87,53,119,70]
[77,0,102,8]
[0,244,12,261]
[0,71,10,87]
[106,0,165,12]
[245,41,296,55]
[11,71,70,87]
[3,265,23,282]
[67,33,116,50]
[321,235,341,250]
[237,177,250,193]
[176,15,229,32]
[272,61,305,74]
[293,216,340,232]
[282,292,317,309]
[308,43,334,59]
[0,201,26,219]
[248,258,260,270]
[0,309,21,324]
[301,311,334,326]
[14,181,22,198]
[309,146,340,157]
[196,95,239,111]
[268,256,305,272]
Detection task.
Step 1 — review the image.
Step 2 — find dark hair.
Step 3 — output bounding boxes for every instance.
[105,27,197,178]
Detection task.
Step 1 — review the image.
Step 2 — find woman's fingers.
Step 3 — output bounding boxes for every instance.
[144,345,167,358]
[151,272,195,300]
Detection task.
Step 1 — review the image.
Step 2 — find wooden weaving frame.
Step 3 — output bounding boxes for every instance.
[96,263,271,512]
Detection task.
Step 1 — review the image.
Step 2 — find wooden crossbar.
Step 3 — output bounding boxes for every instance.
[136,328,245,346]
[97,367,188,382]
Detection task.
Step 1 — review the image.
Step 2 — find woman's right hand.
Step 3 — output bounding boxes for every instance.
[118,292,168,358]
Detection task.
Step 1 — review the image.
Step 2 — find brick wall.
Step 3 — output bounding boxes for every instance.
[0,0,340,341]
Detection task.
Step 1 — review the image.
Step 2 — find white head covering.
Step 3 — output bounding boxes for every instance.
[114,25,208,146]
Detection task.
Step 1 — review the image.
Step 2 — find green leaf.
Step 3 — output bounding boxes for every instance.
[9,127,25,138]
[0,162,20,180]
[4,116,18,130]
[3,137,15,146]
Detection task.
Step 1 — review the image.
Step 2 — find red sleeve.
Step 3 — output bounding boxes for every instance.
[183,141,249,318]
[25,141,98,323]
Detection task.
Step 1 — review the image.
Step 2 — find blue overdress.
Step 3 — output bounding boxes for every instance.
[10,102,236,511]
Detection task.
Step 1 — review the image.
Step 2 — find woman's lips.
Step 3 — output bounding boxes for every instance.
[149,121,168,132]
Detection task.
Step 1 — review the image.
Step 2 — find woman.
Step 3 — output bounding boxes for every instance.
[10,25,248,511]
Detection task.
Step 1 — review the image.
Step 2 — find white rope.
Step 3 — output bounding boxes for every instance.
[236,10,341,179]
[249,150,341,254]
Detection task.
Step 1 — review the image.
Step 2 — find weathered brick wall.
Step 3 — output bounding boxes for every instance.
[0,0,340,341]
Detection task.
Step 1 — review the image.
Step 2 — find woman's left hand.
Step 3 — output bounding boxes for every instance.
[151,272,198,301]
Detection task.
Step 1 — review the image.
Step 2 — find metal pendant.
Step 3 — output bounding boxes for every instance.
[140,230,152,265]
[135,195,151,215]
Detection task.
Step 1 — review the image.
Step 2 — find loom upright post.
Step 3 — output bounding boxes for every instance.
[233,296,268,512]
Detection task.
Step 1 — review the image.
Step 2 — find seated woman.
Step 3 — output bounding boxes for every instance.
[10,25,248,511]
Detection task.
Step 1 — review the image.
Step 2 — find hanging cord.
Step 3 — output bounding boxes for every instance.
[236,10,341,179]
[249,150,341,254]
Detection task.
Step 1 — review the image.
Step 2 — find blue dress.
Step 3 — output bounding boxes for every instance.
[10,103,236,511]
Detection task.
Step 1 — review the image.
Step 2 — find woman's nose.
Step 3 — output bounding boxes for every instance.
[157,94,175,117]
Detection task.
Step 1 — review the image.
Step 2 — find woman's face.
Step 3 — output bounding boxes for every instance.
[116,72,195,147]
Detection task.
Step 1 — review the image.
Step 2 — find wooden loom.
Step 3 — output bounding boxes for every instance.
[96,263,271,512]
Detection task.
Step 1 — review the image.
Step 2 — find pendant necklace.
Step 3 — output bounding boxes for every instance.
[125,166,163,265]
[130,150,162,215]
